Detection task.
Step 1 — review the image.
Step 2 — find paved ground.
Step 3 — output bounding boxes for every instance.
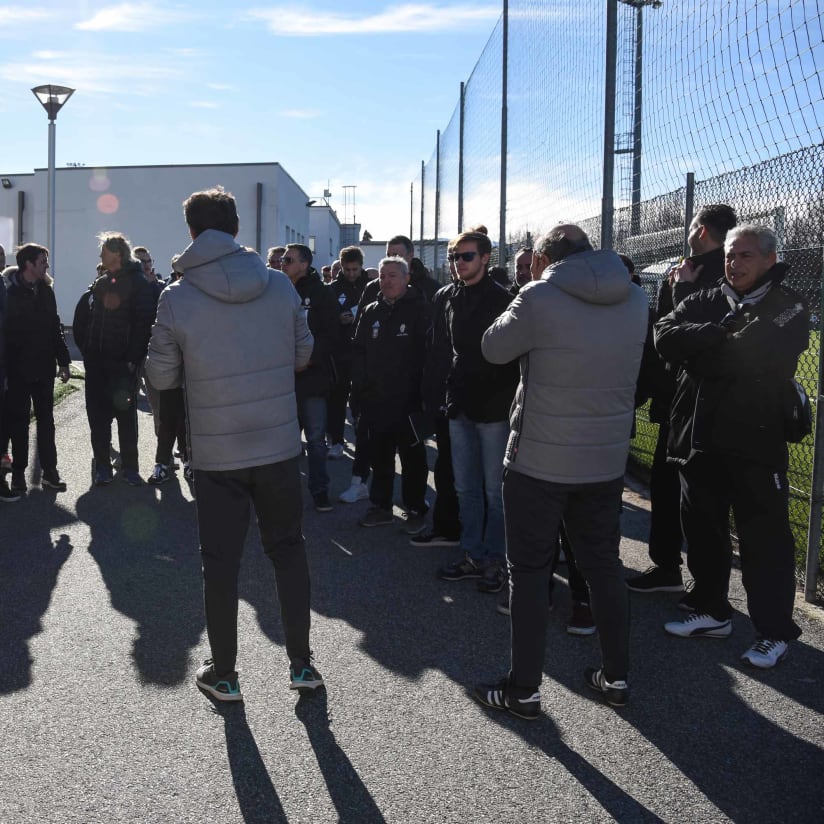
[1,374,823,823]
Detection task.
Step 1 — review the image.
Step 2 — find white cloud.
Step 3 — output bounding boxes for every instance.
[246,3,500,36]
[278,109,321,119]
[75,3,191,32]
[0,7,50,28]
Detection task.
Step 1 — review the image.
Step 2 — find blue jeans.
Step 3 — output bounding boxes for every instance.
[449,414,508,562]
[298,395,329,497]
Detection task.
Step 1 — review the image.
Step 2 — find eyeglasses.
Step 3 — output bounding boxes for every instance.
[447,251,478,263]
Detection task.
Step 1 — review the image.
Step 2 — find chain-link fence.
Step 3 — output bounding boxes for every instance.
[412,0,824,595]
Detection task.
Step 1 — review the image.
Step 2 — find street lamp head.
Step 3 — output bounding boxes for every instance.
[31,84,75,120]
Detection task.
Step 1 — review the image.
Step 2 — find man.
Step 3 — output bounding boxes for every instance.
[510,247,533,295]
[0,254,20,502]
[3,245,71,494]
[146,186,322,702]
[350,256,431,529]
[474,225,647,718]
[280,242,340,511]
[654,225,806,668]
[436,230,519,594]
[321,265,333,284]
[267,246,286,270]
[627,204,738,598]
[134,246,166,440]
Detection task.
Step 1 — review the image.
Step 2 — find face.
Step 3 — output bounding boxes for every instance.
[268,250,284,269]
[450,241,488,285]
[725,234,775,295]
[100,246,122,273]
[342,261,362,283]
[515,251,532,285]
[386,242,413,264]
[280,249,307,282]
[379,262,409,302]
[136,252,153,277]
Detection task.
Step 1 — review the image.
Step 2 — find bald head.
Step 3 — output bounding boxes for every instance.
[536,224,593,264]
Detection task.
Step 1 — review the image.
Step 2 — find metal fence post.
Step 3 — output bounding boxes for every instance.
[601,0,618,250]
[458,81,465,234]
[498,0,509,265]
[683,171,695,257]
[435,130,441,274]
[419,160,425,259]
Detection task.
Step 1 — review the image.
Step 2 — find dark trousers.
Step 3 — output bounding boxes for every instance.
[431,415,460,539]
[679,452,801,640]
[351,415,371,482]
[648,422,684,568]
[505,469,628,688]
[84,359,140,472]
[194,457,311,675]
[327,360,351,445]
[555,524,590,604]
[4,375,57,473]
[155,387,188,465]
[368,422,428,513]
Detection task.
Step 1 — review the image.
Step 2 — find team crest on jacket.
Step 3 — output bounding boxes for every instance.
[302,297,311,309]
[371,321,380,339]
[338,293,346,305]
[397,323,408,337]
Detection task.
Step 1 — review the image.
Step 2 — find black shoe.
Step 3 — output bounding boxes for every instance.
[678,583,699,612]
[584,667,629,707]
[477,561,507,594]
[289,657,324,691]
[0,480,21,503]
[10,470,26,493]
[473,678,541,721]
[438,554,484,581]
[94,465,114,486]
[195,659,242,702]
[313,492,333,512]
[409,531,461,547]
[626,565,684,593]
[41,469,67,492]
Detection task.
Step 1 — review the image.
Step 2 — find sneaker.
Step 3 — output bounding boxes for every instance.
[678,584,699,612]
[121,469,143,486]
[626,565,684,593]
[41,470,67,492]
[409,531,461,547]
[339,479,369,503]
[313,492,333,512]
[94,465,114,486]
[10,470,26,493]
[472,678,541,721]
[327,443,345,460]
[438,554,484,581]
[664,612,732,638]
[290,657,324,691]
[477,561,507,594]
[400,509,427,536]
[195,659,243,702]
[0,453,11,471]
[147,464,170,485]
[0,480,21,502]
[567,601,597,636]
[358,506,394,527]
[584,667,629,707]
[741,639,788,669]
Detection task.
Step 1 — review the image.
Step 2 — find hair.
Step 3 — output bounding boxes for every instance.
[695,204,737,244]
[536,224,592,263]
[267,245,285,257]
[515,247,533,258]
[489,266,510,287]
[133,246,150,257]
[15,242,49,272]
[339,245,364,266]
[386,235,414,256]
[183,186,239,237]
[379,255,409,277]
[469,224,488,235]
[448,230,493,259]
[286,243,313,267]
[321,264,332,273]
[724,224,778,256]
[97,232,135,268]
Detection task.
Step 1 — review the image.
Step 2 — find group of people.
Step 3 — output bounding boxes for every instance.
[0,190,808,714]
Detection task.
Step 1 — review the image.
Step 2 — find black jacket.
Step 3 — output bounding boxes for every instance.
[351,289,432,431]
[357,258,440,314]
[72,261,155,364]
[293,272,340,400]
[328,269,370,363]
[654,263,808,468]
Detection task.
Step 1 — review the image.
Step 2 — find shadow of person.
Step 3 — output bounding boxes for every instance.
[0,524,73,694]
[76,477,203,686]
[294,689,386,824]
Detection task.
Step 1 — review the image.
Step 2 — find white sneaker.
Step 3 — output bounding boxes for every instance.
[664,612,732,638]
[328,443,345,460]
[741,639,788,669]
[339,480,369,503]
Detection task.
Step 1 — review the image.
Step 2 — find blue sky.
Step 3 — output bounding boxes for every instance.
[0,1,501,239]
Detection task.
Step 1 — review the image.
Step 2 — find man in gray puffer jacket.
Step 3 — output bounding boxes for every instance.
[473,225,647,719]
[146,186,324,703]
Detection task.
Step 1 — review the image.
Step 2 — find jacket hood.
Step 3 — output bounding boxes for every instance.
[175,229,268,304]
[543,249,631,306]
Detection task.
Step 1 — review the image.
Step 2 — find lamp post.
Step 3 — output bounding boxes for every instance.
[31,84,75,278]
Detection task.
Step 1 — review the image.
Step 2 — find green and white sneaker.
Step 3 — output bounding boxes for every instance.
[195,659,242,702]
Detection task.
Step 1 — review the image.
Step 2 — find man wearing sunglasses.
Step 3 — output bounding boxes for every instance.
[435,231,519,595]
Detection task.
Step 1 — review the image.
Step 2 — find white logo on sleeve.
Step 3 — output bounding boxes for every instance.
[371,321,380,339]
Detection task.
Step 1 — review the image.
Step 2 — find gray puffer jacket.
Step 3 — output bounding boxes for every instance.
[482,249,648,484]
[146,230,313,471]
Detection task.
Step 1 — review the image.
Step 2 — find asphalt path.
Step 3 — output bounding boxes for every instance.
[1,376,823,823]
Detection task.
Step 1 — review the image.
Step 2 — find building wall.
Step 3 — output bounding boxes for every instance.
[308,205,341,267]
[0,162,312,319]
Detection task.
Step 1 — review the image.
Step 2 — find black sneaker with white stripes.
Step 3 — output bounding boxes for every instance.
[472,678,541,720]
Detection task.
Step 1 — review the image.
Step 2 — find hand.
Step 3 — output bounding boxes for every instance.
[672,259,703,284]
[58,366,71,384]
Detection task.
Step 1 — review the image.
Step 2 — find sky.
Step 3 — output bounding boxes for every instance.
[0,1,502,240]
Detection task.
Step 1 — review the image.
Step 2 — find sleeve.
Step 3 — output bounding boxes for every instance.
[653,294,727,365]
[51,289,71,368]
[145,290,183,390]
[127,277,158,364]
[481,289,533,364]
[71,288,92,358]
[306,283,340,368]
[293,290,313,370]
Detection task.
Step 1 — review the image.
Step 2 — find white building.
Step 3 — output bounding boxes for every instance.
[0,162,341,318]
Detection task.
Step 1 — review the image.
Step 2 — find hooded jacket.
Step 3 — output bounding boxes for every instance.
[482,249,648,484]
[145,229,313,472]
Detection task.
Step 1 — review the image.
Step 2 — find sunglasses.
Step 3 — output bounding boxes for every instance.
[281,256,296,264]
[447,251,478,263]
